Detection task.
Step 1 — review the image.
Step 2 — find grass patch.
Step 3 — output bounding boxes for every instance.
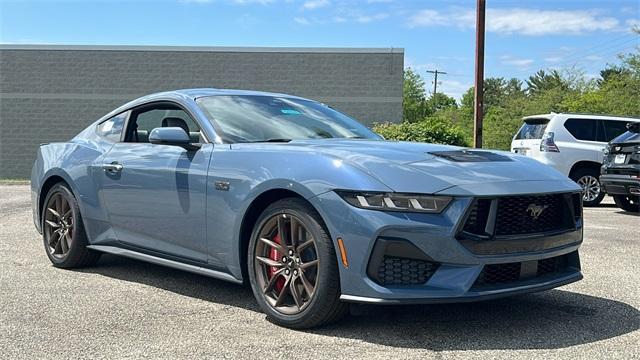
[0,178,30,185]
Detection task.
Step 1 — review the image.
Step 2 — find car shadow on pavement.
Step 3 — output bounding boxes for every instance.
[315,290,640,351]
[83,254,639,351]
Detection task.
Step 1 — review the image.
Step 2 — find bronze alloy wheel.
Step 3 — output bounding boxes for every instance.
[254,213,319,315]
[44,191,74,259]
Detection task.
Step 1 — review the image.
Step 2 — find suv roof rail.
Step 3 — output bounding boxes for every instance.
[522,112,640,121]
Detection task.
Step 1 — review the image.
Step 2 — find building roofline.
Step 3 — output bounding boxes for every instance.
[0,44,404,54]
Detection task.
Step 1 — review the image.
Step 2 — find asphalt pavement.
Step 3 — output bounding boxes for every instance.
[1,185,638,359]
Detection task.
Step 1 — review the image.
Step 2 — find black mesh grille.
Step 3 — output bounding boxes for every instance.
[495,194,566,235]
[474,262,521,287]
[537,254,569,276]
[377,256,439,285]
[473,252,576,289]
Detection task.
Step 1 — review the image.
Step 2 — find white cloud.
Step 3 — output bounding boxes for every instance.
[354,13,389,23]
[500,55,534,70]
[585,55,603,61]
[302,0,329,10]
[408,7,621,35]
[544,56,563,63]
[233,0,273,4]
[439,80,472,102]
[626,18,640,30]
[294,16,312,25]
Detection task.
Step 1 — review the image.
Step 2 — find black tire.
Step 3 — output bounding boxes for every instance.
[247,198,348,328]
[570,168,605,207]
[613,195,640,213]
[41,183,101,268]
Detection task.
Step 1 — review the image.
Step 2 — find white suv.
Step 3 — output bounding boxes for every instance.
[511,113,640,206]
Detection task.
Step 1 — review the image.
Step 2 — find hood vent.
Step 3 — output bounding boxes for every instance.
[429,150,512,162]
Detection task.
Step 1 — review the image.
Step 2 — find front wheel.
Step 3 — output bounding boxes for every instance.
[247,198,348,328]
[613,195,640,213]
[571,168,605,207]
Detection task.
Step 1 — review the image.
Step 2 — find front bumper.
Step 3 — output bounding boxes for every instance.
[599,174,640,196]
[310,189,583,303]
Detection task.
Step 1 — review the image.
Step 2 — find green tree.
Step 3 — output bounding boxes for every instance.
[526,69,568,95]
[402,68,430,122]
[427,92,457,112]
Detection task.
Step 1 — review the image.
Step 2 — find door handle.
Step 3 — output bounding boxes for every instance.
[102,162,123,173]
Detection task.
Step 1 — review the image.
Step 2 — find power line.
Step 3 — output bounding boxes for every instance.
[426,69,447,95]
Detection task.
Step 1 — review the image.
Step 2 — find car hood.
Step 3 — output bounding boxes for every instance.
[234,139,574,194]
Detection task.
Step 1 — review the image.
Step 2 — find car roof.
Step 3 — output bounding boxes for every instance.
[156,88,311,101]
[523,113,640,122]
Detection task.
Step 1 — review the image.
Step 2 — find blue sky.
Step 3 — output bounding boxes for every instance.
[1,0,638,99]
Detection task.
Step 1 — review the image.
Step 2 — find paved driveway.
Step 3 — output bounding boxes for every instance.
[1,185,638,359]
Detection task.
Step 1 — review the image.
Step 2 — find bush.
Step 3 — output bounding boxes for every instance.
[373,117,468,146]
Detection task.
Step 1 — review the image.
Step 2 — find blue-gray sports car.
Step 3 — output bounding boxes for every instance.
[31,88,584,328]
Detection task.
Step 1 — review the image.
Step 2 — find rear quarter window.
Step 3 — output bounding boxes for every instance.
[563,118,598,141]
[97,112,127,142]
[515,119,548,140]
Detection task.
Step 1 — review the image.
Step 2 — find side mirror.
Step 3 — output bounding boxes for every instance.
[149,127,192,147]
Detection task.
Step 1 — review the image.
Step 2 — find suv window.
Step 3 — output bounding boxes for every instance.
[97,112,127,142]
[515,119,548,140]
[602,120,631,142]
[564,118,598,141]
[125,104,202,143]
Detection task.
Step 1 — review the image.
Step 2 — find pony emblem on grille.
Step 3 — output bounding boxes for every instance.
[526,204,549,220]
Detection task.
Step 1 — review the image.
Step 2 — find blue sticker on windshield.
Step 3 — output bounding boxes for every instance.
[281,109,301,115]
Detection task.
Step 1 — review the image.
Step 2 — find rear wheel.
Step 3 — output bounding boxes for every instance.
[42,183,101,268]
[613,195,640,213]
[247,198,348,328]
[571,168,605,207]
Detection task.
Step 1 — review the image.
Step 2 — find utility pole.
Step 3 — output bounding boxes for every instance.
[473,0,486,148]
[426,69,447,96]
[426,69,447,110]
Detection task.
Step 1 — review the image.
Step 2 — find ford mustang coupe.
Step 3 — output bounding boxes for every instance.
[31,89,584,328]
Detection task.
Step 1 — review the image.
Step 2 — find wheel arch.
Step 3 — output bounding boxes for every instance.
[569,161,602,179]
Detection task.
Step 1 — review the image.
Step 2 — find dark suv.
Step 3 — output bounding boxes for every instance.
[601,122,640,212]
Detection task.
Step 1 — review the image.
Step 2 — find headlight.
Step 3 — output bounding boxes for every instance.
[335,191,452,213]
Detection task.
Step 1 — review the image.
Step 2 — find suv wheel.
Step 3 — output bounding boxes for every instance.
[613,195,640,213]
[571,168,605,206]
[247,198,348,328]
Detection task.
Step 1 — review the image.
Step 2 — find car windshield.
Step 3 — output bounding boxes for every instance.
[515,119,549,140]
[196,95,381,143]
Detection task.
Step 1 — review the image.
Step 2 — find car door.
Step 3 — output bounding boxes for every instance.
[99,102,212,263]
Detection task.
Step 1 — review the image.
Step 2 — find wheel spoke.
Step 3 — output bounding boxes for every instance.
[297,238,314,253]
[47,207,61,219]
[65,232,72,248]
[259,237,284,254]
[263,268,286,294]
[45,220,60,228]
[63,209,72,220]
[60,233,69,253]
[256,256,284,268]
[53,236,63,254]
[299,272,315,297]
[274,275,292,307]
[277,216,287,246]
[290,217,299,247]
[300,259,319,270]
[289,277,303,309]
[49,230,60,246]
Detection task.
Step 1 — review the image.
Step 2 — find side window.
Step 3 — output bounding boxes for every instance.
[126,105,202,143]
[564,119,597,141]
[96,112,127,142]
[603,120,630,142]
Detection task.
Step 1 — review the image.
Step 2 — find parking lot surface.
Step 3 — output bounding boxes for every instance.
[1,185,638,359]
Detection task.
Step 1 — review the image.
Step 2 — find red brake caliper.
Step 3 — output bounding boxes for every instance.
[269,233,286,292]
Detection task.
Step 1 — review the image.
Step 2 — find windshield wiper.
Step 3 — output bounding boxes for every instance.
[245,138,292,143]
